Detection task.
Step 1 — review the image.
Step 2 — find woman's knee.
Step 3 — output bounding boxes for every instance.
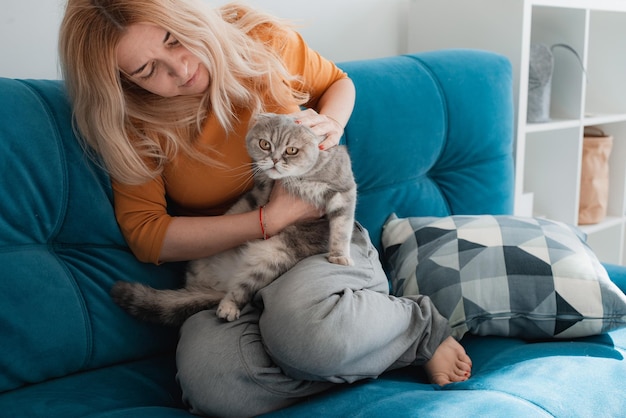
[177,308,330,416]
[259,287,376,381]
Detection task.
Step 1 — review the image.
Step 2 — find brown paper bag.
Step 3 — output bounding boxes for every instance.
[578,127,613,225]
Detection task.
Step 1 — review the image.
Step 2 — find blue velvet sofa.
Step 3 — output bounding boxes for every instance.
[1,50,625,417]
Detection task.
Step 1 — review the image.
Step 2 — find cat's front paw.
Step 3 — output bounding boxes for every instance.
[328,254,354,266]
[216,300,241,322]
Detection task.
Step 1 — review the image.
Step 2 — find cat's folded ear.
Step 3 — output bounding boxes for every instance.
[252,112,274,122]
[250,112,297,127]
[248,113,296,128]
[249,112,282,126]
[248,112,270,129]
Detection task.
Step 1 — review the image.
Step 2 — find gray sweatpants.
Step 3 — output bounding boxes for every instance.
[176,224,451,417]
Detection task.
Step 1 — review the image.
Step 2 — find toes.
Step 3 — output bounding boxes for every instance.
[456,358,472,372]
[428,362,472,385]
[453,367,471,381]
[460,352,473,367]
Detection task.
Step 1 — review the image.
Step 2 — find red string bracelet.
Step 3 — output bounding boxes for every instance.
[259,205,268,240]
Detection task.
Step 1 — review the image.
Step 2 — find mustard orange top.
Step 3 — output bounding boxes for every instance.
[112,22,348,264]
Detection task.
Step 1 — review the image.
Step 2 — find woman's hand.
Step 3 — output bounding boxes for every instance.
[263,181,324,236]
[290,77,355,150]
[290,108,345,151]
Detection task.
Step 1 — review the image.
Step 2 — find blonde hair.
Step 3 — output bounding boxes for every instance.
[59,0,307,185]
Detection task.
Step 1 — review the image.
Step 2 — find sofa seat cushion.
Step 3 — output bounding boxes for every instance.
[271,375,555,417]
[458,330,626,416]
[9,328,620,418]
[0,355,185,418]
[265,327,626,417]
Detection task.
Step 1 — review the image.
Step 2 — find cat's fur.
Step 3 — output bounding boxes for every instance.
[111,113,357,325]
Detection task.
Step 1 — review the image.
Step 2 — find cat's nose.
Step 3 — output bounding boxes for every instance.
[272,158,279,164]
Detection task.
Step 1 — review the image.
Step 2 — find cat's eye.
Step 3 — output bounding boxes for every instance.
[259,139,271,151]
[285,147,299,156]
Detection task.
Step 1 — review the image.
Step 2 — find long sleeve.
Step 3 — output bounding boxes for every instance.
[112,176,172,264]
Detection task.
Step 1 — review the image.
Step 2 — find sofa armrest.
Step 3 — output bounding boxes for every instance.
[603,263,626,294]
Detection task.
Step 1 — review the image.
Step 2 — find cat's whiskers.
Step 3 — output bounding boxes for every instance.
[219,162,257,193]
[219,161,256,175]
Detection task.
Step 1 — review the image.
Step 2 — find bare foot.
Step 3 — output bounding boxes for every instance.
[424,336,472,385]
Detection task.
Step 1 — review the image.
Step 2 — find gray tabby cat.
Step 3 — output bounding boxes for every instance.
[111,113,357,325]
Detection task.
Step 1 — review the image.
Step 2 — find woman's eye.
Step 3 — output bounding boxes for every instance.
[285,147,299,156]
[259,139,271,150]
[165,31,180,48]
[140,63,156,80]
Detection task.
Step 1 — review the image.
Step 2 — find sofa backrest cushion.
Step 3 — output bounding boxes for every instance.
[0,79,182,393]
[339,50,514,250]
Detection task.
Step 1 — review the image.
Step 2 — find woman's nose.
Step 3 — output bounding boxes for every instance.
[171,62,188,79]
[167,54,188,79]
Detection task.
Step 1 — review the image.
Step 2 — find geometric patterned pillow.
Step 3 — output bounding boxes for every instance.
[382,214,626,340]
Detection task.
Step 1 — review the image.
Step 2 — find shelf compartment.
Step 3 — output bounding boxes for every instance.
[531,6,587,121]
[585,10,626,116]
[524,128,582,225]
[587,122,626,219]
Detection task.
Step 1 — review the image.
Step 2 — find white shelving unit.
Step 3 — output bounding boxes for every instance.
[408,0,626,265]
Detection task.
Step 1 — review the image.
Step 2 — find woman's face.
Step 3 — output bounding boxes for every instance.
[116,23,210,97]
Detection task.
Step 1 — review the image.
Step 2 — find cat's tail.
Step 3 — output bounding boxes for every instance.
[110,281,225,327]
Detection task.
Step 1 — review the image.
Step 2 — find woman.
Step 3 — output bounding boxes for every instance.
[58,0,472,416]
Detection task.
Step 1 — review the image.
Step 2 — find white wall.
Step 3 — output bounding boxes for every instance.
[0,0,408,79]
[1,1,64,79]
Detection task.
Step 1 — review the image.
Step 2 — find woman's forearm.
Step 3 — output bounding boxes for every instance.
[316,77,356,127]
[158,211,263,262]
[158,181,322,262]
